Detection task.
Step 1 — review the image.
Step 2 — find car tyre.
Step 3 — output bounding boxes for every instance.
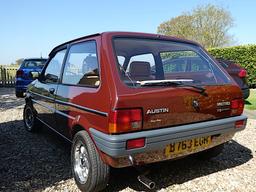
[23,103,39,132]
[71,130,109,192]
[196,144,225,160]
[16,91,24,98]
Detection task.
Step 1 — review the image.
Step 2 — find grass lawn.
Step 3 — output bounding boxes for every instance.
[245,89,256,110]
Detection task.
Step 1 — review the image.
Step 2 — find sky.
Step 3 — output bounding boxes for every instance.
[0,0,256,64]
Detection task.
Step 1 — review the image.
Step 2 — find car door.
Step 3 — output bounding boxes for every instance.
[30,48,67,128]
[55,40,100,139]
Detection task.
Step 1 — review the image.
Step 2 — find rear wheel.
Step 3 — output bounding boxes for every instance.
[196,144,225,160]
[16,91,24,98]
[71,130,109,192]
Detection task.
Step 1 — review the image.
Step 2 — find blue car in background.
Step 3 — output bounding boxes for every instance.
[15,58,47,97]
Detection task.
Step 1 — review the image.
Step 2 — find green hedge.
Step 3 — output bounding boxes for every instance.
[208,45,256,88]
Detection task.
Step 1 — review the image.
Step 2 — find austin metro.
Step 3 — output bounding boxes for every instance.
[23,32,247,192]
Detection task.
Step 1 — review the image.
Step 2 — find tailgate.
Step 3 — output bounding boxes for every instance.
[116,85,243,130]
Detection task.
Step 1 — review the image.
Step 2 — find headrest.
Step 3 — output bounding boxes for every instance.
[84,56,97,67]
[129,61,151,77]
[82,56,98,73]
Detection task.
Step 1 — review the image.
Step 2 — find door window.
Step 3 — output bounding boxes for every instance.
[44,49,66,83]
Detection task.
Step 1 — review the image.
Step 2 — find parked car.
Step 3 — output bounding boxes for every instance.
[161,57,250,99]
[15,58,47,97]
[24,32,247,192]
[216,59,250,99]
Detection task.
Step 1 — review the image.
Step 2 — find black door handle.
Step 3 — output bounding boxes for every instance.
[49,88,55,94]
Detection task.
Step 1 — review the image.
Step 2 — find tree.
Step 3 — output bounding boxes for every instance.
[8,58,24,66]
[157,4,234,48]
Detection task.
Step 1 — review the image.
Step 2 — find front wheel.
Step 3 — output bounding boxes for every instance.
[23,103,39,132]
[71,130,109,192]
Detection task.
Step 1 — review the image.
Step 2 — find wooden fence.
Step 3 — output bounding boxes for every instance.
[0,66,18,87]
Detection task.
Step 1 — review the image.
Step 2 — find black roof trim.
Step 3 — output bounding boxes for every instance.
[49,33,101,56]
[24,58,48,60]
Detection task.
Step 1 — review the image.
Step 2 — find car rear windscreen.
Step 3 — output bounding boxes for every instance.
[113,37,231,87]
[22,59,47,68]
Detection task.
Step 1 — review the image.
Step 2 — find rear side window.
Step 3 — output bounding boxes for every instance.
[62,41,100,87]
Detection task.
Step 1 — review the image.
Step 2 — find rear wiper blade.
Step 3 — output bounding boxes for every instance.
[138,79,194,86]
[177,83,207,95]
[138,79,207,96]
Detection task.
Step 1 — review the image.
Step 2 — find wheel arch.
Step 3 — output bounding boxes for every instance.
[70,123,108,164]
[25,93,33,104]
[71,124,86,139]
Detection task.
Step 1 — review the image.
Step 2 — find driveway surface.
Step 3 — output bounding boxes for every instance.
[0,88,255,192]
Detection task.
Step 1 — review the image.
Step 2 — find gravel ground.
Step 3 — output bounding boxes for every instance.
[0,88,255,192]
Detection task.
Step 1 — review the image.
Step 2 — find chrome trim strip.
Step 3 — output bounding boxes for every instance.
[55,110,76,120]
[31,99,75,120]
[29,91,108,117]
[55,99,108,117]
[32,99,55,112]
[30,91,55,101]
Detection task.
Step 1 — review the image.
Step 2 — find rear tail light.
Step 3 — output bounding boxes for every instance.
[235,120,245,129]
[231,99,244,115]
[231,99,244,109]
[126,138,145,150]
[16,70,24,78]
[238,69,247,78]
[109,109,142,133]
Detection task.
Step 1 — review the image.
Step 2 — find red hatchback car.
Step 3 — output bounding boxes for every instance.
[217,59,250,99]
[24,32,247,192]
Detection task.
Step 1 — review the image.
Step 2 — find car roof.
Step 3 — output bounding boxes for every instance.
[24,58,47,61]
[49,33,101,56]
[49,31,201,56]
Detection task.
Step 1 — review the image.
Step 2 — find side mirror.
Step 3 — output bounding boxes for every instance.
[45,73,58,83]
[30,71,40,80]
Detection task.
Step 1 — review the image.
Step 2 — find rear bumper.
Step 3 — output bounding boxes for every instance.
[15,79,32,91]
[242,88,250,99]
[15,87,27,92]
[90,115,247,158]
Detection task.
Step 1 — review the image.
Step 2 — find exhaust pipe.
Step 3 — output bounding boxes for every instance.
[137,175,155,190]
[128,155,156,190]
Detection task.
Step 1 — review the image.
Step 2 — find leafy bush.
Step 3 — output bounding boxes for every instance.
[208,45,256,87]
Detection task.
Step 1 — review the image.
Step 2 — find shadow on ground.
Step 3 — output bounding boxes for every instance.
[0,88,24,110]
[105,140,252,192]
[0,119,72,191]
[245,100,251,105]
[0,88,254,191]
[0,117,252,191]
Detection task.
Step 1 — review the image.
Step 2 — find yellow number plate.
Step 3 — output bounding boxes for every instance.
[165,136,212,156]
